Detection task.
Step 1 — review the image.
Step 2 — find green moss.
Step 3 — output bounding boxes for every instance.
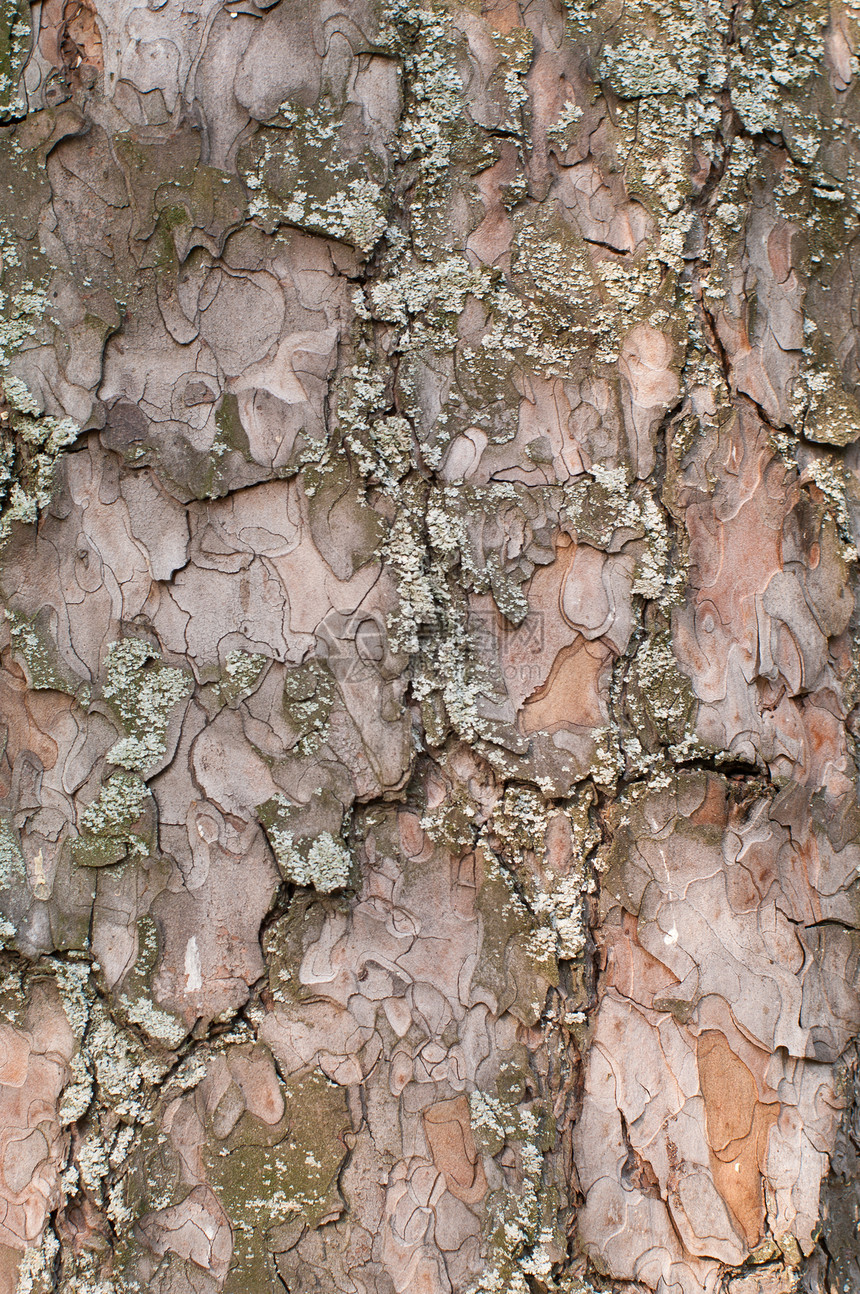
[213,392,252,457]
[115,130,246,274]
[205,1059,350,1294]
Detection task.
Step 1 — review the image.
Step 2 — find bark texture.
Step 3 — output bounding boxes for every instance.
[0,2,858,1292]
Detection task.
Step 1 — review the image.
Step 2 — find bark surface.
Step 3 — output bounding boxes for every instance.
[0,2,858,1293]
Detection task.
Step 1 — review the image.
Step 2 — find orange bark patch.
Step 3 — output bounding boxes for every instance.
[423,1096,488,1205]
[480,0,523,33]
[520,639,609,734]
[688,776,727,828]
[697,1031,778,1247]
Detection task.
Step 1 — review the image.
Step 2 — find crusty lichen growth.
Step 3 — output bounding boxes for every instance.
[281,658,335,755]
[0,0,28,121]
[0,814,23,942]
[485,785,599,964]
[622,628,699,773]
[73,772,152,869]
[286,831,352,892]
[15,1228,60,1294]
[48,954,187,1294]
[102,638,191,773]
[5,608,90,701]
[0,812,25,890]
[468,1088,557,1294]
[258,795,353,892]
[0,377,80,542]
[218,649,267,703]
[68,640,189,868]
[240,98,389,253]
[802,459,860,565]
[116,915,187,1047]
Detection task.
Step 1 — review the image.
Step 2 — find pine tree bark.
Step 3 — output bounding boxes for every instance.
[0,2,858,1292]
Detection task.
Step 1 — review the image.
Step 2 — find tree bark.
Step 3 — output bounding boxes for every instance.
[0,2,858,1292]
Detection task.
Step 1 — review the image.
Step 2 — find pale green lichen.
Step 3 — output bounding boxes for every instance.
[73,772,152,868]
[367,255,495,331]
[383,0,472,178]
[488,785,599,964]
[496,28,533,116]
[66,640,189,868]
[0,0,29,122]
[102,638,191,773]
[790,364,860,450]
[0,376,81,542]
[0,813,25,889]
[382,507,439,654]
[219,649,267,703]
[600,36,700,99]
[334,356,418,488]
[47,1251,124,1294]
[14,1229,59,1294]
[467,1089,555,1294]
[79,773,149,838]
[278,829,352,893]
[801,459,860,564]
[250,174,387,254]
[5,609,90,700]
[420,778,480,848]
[59,1047,92,1125]
[281,659,335,754]
[588,722,625,789]
[55,953,173,1125]
[241,96,389,253]
[490,785,550,861]
[117,915,187,1047]
[730,0,826,140]
[625,630,698,755]
[378,477,534,746]
[259,796,353,892]
[0,281,51,368]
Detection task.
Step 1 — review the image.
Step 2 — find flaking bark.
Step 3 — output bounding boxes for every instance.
[0,2,858,1292]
